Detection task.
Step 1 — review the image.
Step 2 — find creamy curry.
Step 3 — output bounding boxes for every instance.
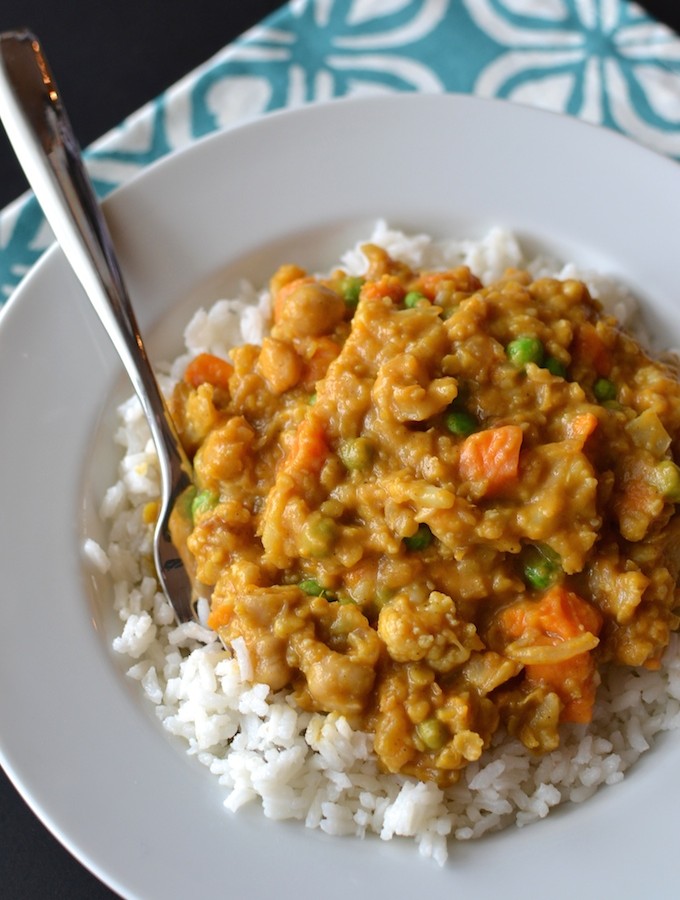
[170,245,680,786]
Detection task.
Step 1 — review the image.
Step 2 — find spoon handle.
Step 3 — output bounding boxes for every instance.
[0,31,195,621]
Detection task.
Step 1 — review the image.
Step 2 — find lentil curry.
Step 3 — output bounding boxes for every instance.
[170,245,680,786]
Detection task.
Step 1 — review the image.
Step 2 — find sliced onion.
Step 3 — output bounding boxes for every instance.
[504,631,599,665]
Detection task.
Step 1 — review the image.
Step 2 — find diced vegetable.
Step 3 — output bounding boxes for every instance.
[503,585,603,643]
[184,353,234,391]
[565,412,599,447]
[298,578,335,600]
[529,654,598,723]
[572,323,611,375]
[496,585,603,723]
[404,290,427,308]
[651,460,680,502]
[506,336,544,368]
[444,409,477,437]
[339,276,364,307]
[593,377,617,402]
[338,436,374,470]
[504,632,600,664]
[520,543,562,591]
[191,489,219,521]
[299,512,338,558]
[543,356,567,378]
[416,717,447,751]
[299,578,324,595]
[459,425,523,496]
[625,409,671,456]
[285,417,329,475]
[404,523,433,552]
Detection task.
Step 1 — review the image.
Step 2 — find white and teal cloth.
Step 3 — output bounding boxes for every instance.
[2,0,680,305]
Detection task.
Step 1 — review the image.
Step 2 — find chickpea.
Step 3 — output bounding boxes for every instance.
[257,337,303,394]
[274,279,346,338]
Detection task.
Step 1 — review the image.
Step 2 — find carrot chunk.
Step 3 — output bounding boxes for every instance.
[572,323,611,376]
[184,353,234,391]
[498,585,602,647]
[565,412,599,447]
[359,274,406,305]
[497,586,604,723]
[529,654,597,723]
[284,416,329,476]
[459,425,523,496]
[412,267,482,299]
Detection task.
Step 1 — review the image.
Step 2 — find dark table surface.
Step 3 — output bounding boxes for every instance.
[1,1,679,898]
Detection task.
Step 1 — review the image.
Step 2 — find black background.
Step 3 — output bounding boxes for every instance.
[1,1,679,897]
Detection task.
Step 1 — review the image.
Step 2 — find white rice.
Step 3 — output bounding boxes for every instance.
[85,222,680,866]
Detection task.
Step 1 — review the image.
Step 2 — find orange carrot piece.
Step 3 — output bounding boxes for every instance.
[184,353,234,391]
[499,585,602,643]
[529,654,597,723]
[497,586,603,723]
[359,274,405,305]
[459,425,523,496]
[284,416,329,475]
[572,323,611,376]
[412,267,482,299]
[538,585,603,640]
[565,411,599,447]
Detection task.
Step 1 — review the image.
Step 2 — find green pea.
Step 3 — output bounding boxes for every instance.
[298,578,336,600]
[444,409,477,437]
[338,436,374,471]
[404,523,433,552]
[416,717,448,751]
[298,578,324,596]
[191,488,218,521]
[299,513,338,558]
[308,392,317,406]
[651,460,680,502]
[506,336,544,368]
[404,290,427,308]
[593,378,617,403]
[544,356,567,378]
[520,543,562,591]
[340,276,364,308]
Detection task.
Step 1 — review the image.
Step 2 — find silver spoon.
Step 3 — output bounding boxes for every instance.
[0,30,196,622]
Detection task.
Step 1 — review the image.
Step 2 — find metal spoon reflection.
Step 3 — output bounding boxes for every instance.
[0,30,196,622]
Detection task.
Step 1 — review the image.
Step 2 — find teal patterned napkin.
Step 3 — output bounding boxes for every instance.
[2,0,679,306]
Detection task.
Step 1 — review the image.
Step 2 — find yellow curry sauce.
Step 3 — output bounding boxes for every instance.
[170,245,680,786]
